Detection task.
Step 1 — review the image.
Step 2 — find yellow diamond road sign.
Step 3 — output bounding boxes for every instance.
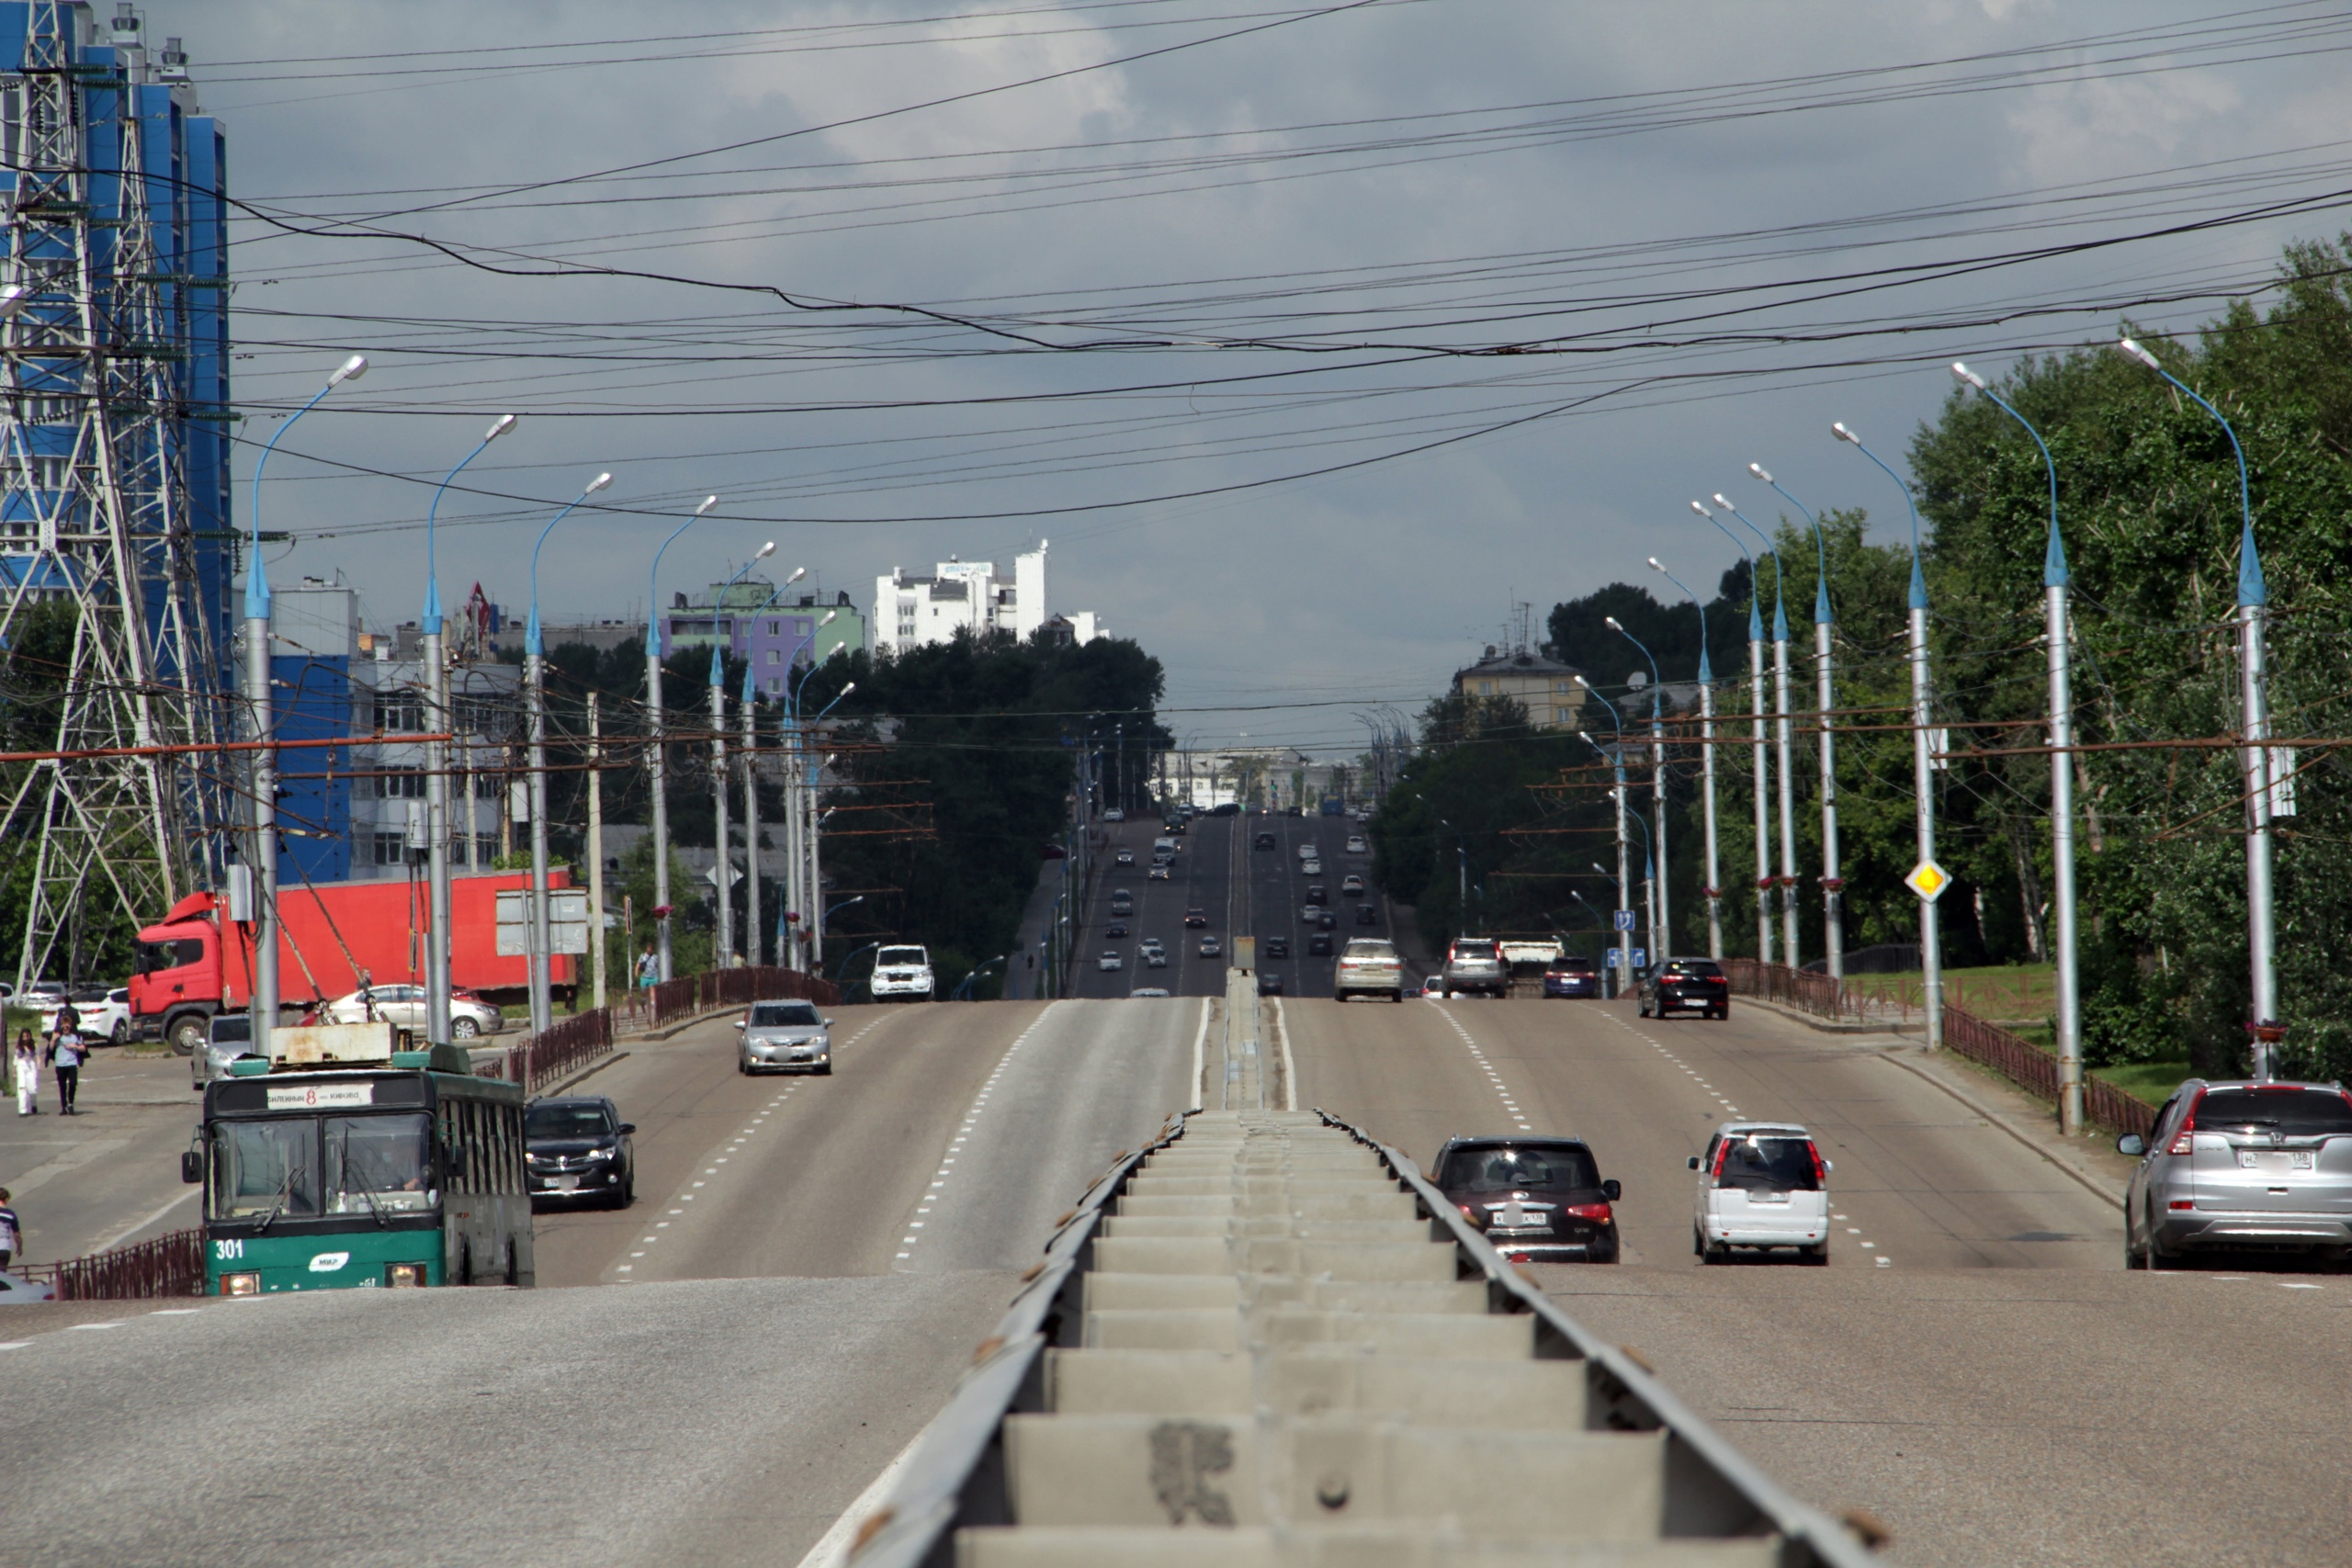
[1905,859,1951,902]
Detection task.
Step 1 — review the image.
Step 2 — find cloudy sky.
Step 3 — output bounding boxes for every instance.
[191,0,2352,754]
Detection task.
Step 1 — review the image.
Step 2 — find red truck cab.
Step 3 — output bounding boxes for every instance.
[130,892,247,1054]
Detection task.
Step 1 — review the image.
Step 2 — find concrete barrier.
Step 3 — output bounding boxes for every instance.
[827,1108,1877,1568]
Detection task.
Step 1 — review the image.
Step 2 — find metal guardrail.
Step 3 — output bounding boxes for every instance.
[18,1227,205,1300]
[830,1106,1878,1568]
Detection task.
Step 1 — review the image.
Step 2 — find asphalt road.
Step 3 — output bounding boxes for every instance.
[0,997,1201,1567]
[1064,808,1386,1001]
[1286,990,2352,1565]
[0,1049,206,1265]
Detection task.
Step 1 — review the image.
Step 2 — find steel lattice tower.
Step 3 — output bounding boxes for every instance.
[0,1,232,987]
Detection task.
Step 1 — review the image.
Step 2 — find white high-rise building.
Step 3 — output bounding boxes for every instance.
[874,541,1102,656]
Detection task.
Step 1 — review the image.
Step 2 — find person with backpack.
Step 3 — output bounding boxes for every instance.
[49,1025,84,1115]
[11,1030,38,1116]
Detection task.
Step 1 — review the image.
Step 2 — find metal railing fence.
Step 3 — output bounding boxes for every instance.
[1726,957,2154,1139]
[18,1227,205,1300]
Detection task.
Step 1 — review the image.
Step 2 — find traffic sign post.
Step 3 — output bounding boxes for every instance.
[1905,860,1951,902]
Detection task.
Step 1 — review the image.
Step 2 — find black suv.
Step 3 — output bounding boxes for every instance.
[1263,936,1291,958]
[1430,1136,1621,1263]
[1307,931,1333,956]
[1638,957,1730,1020]
[526,1096,636,1208]
[1184,908,1209,929]
[1254,831,1277,851]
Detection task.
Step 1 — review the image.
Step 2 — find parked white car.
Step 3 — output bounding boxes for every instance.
[322,985,503,1038]
[1690,1122,1831,1265]
[41,987,133,1043]
[869,945,936,1002]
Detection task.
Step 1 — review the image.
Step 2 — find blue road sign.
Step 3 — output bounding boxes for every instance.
[1613,909,1636,931]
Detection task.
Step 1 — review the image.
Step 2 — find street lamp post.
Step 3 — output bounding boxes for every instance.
[1834,420,1943,1049]
[709,544,778,967]
[1714,498,1799,966]
[2114,336,2278,1075]
[741,597,823,966]
[1741,470,1843,980]
[1651,558,1721,959]
[1605,616,1669,957]
[1953,361,2084,1127]
[1693,501,1772,963]
[1577,676,1634,994]
[245,355,366,1058]
[424,412,517,1046]
[524,470,614,1036]
[644,495,718,983]
[802,680,856,974]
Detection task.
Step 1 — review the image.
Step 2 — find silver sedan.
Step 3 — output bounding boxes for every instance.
[736,999,834,1076]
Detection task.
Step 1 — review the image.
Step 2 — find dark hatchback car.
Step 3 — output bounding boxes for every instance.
[1263,936,1292,959]
[1257,971,1285,997]
[1640,957,1730,1020]
[1307,931,1334,956]
[1184,908,1209,929]
[1355,902,1379,926]
[1254,831,1277,851]
[1544,955,1601,998]
[1431,1137,1621,1262]
[526,1096,636,1208]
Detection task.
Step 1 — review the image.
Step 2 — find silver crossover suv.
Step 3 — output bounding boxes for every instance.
[735,999,834,1076]
[2120,1079,2352,1269]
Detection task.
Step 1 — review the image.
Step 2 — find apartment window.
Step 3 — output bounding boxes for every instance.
[371,832,409,866]
[765,649,781,665]
[1477,680,1494,695]
[375,767,425,800]
[764,620,779,637]
[769,677,783,694]
[371,693,423,731]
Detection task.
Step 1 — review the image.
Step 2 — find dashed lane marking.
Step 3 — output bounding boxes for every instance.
[897,1002,1060,1267]
[1430,1004,1533,1134]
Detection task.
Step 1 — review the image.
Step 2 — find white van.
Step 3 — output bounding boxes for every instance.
[869,945,935,1002]
[1689,1122,1831,1265]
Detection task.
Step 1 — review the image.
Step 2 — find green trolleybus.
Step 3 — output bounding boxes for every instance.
[188,1048,533,1294]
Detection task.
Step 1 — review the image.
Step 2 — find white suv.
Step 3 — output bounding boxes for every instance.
[869,945,935,1002]
[1690,1122,1831,1265]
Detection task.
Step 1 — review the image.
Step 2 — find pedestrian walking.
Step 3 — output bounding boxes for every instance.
[12,1029,39,1116]
[50,1026,84,1115]
[0,1187,18,1269]
[635,943,658,990]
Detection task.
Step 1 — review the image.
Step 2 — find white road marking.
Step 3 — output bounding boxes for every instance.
[67,1322,122,1331]
[899,1002,1061,1270]
[149,1308,200,1316]
[1430,1004,1534,1132]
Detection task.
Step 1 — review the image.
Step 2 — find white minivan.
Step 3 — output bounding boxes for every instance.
[1689,1121,1831,1265]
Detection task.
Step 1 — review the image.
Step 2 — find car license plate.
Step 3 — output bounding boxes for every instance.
[1748,1191,1790,1204]
[2238,1150,2313,1171]
[550,1175,579,1191]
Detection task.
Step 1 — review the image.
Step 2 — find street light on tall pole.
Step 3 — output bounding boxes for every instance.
[1693,501,1771,963]
[644,495,718,983]
[2114,336,2279,1076]
[244,354,366,1058]
[740,574,813,967]
[1577,675,1634,994]
[1605,615,1669,957]
[1713,497,1799,966]
[708,544,776,967]
[1741,469,1843,980]
[1651,558,1721,959]
[1833,420,1943,1050]
[524,469,614,1036]
[1951,363,2083,1126]
[424,412,517,1046]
